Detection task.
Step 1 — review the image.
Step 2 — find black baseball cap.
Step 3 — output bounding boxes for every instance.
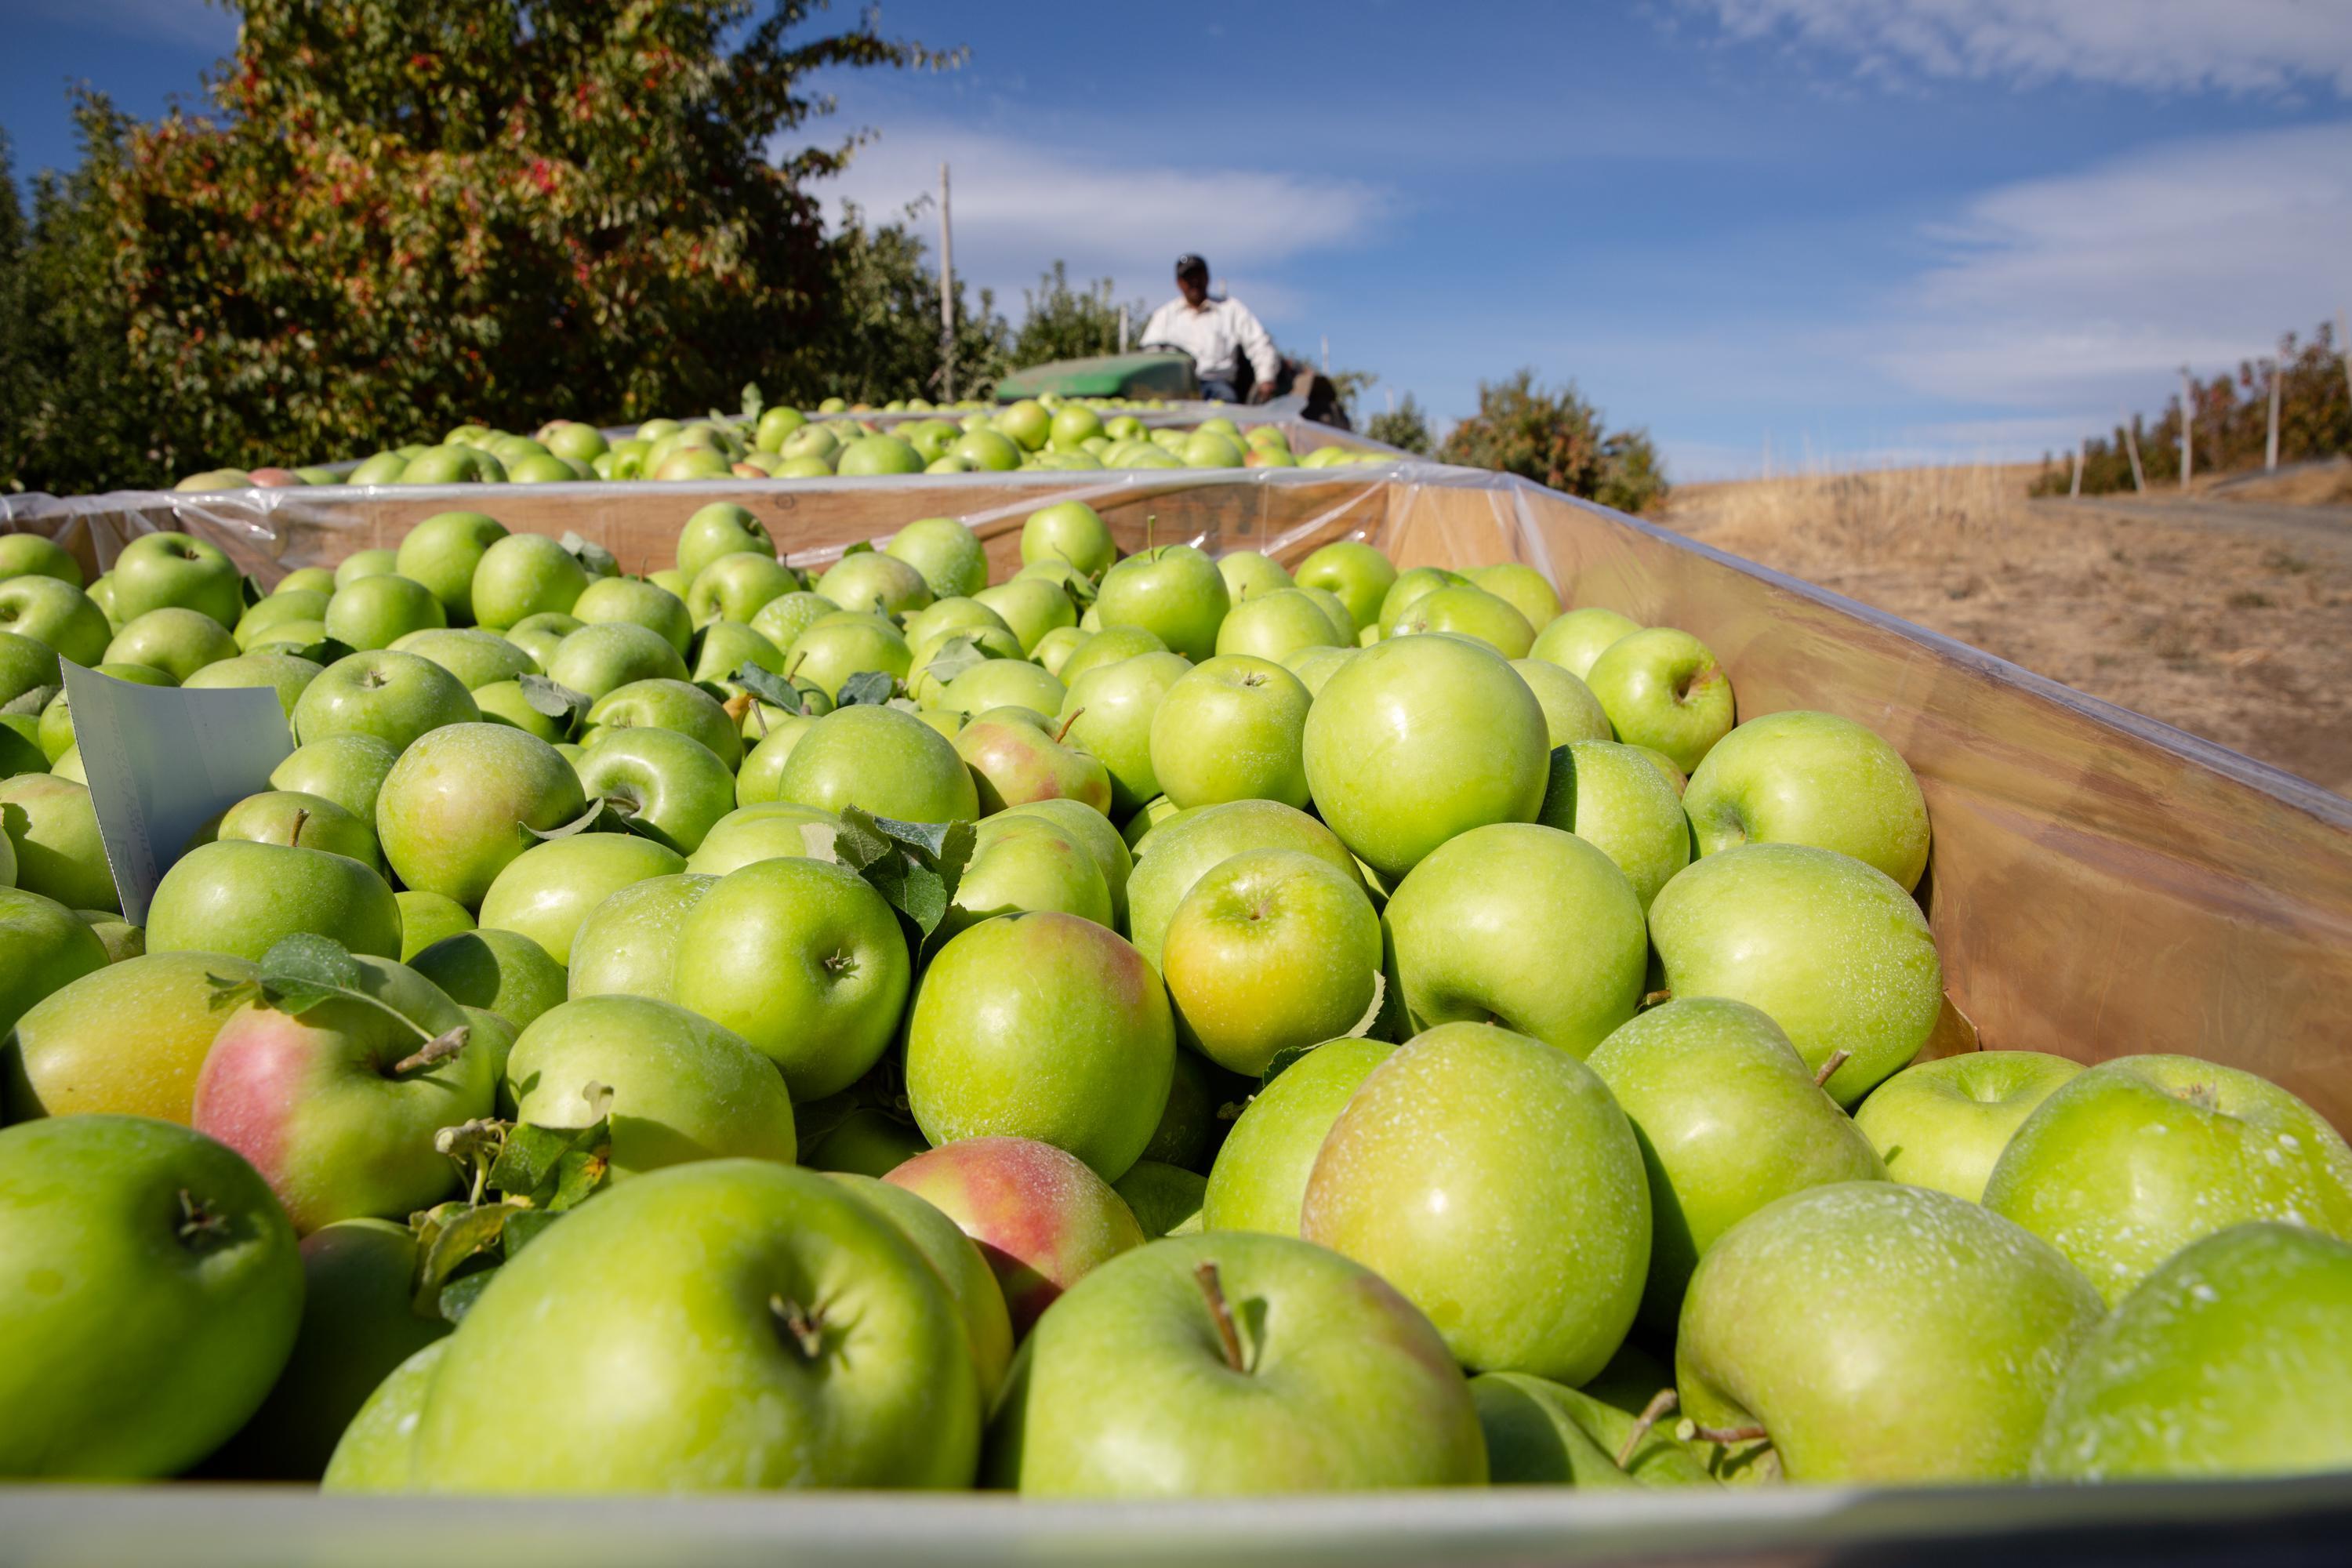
[1174,254,1208,280]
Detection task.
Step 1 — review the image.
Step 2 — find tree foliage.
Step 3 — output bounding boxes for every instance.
[1008,262,1146,369]
[1439,369,1668,514]
[1365,394,1433,455]
[823,204,1008,407]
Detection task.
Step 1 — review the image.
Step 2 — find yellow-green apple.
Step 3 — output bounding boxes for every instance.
[1046,405,1105,452]
[105,606,241,681]
[670,855,908,1099]
[1057,627,1168,685]
[183,650,325,717]
[499,611,583,673]
[836,433,926,476]
[292,651,480,750]
[271,733,401,820]
[1216,550,1291,604]
[1203,1037,1394,1236]
[946,815,1112,935]
[1587,998,1887,1338]
[2033,1222,2352,1481]
[387,628,535,690]
[375,723,585,905]
[828,1172,1014,1399]
[989,1230,1486,1497]
[572,577,694,659]
[688,620,782,700]
[505,995,794,1177]
[816,551,934,618]
[1585,628,1735,773]
[884,1135,1145,1335]
[1382,822,1646,1054]
[683,801,840,875]
[333,549,397,589]
[1468,563,1562,630]
[544,621,691,701]
[786,615,912,699]
[1095,545,1229,662]
[4,946,234,1119]
[0,533,83,587]
[1149,655,1312,810]
[1511,659,1611,746]
[1392,585,1535,657]
[954,707,1111,815]
[0,575,109,665]
[408,927,566,1029]
[686,554,797,631]
[272,568,336,597]
[1293,540,1396,635]
[393,512,506,625]
[886,517,988,599]
[1301,1022,1650,1381]
[192,953,494,1231]
[0,1115,300,1477]
[203,789,381,871]
[949,427,1020,471]
[575,728,735,854]
[1850,1051,2082,1203]
[904,595,1012,650]
[1211,590,1344,669]
[906,913,1174,1180]
[1161,848,1380,1076]
[324,574,447,651]
[1282,644,1355,698]
[1021,502,1116,578]
[1536,739,1692,912]
[110,531,245,627]
[1374,566,1467,637]
[1646,843,1942,1105]
[0,628,60,706]
[1301,633,1549,883]
[938,658,1065,723]
[0,773,119,910]
[394,888,472,960]
[973,578,1077,653]
[907,625,1022,707]
[675,502,774,583]
[1112,1160,1207,1237]
[1058,650,1191,815]
[1982,1054,2352,1304]
[1682,710,1931,891]
[477,832,685,966]
[583,676,742,767]
[1000,797,1131,928]
[1530,607,1642,679]
[1123,799,1365,969]
[402,1160,979,1491]
[144,841,399,962]
[235,589,331,649]
[776,705,978,823]
[564,873,714,1002]
[1676,1181,2103,1483]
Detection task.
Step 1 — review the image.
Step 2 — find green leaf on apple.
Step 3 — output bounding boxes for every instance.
[521,797,648,845]
[1,684,60,717]
[1260,1043,1322,1087]
[560,530,619,578]
[833,806,977,955]
[239,574,265,608]
[732,663,805,715]
[740,382,765,420]
[517,673,593,724]
[916,634,988,688]
[411,1200,514,1320]
[840,540,876,557]
[209,932,441,1044]
[489,1111,614,1214]
[283,637,356,666]
[836,670,899,708]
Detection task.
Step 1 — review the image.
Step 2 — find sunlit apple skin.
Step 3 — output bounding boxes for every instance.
[325,574,448,652]
[110,531,245,627]
[1216,550,1291,604]
[827,1172,1014,1401]
[1529,606,1641,680]
[973,579,1076,654]
[292,650,480,752]
[147,841,401,964]
[1301,633,1549,884]
[1677,1181,2103,1484]
[394,511,507,626]
[886,517,988,600]
[1511,659,1610,747]
[1383,822,1646,1056]
[1203,1036,1395,1237]
[884,1135,1145,1337]
[1057,626,1167,685]
[682,801,840,877]
[906,913,1174,1181]
[1982,1054,2352,1305]
[0,773,120,911]
[1213,589,1343,666]
[0,575,110,665]
[376,722,586,906]
[564,872,715,1003]
[1161,848,1379,1076]
[815,551,933,619]
[988,1231,1486,1497]
[1535,739,1690,913]
[408,926,567,1030]
[1094,545,1229,662]
[1585,627,1737,775]
[545,622,690,702]
[572,577,693,657]
[1646,843,1943,1106]
[1148,655,1312,811]
[945,815,1112,936]
[106,606,241,681]
[776,705,978,825]
[999,797,1132,930]
[954,710,1112,817]
[574,728,735,855]
[1586,997,1887,1339]
[1020,501,1116,578]
[1058,651,1192,816]
[675,502,775,584]
[1391,585,1534,659]
[1468,563,1563,630]
[686,554,797,630]
[2033,1222,2352,1482]
[936,659,1065,724]
[1682,709,1931,891]
[1301,1022,1650,1384]
[1292,540,1397,634]
[475,832,687,967]
[1123,800,1367,971]
[470,533,588,630]
[4,950,258,1123]
[387,628,535,691]
[272,733,402,822]
[1850,1051,2082,1203]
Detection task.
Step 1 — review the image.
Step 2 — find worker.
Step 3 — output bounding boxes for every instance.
[1138,254,1280,404]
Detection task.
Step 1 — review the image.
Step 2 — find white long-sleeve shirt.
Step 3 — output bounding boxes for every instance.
[1138,295,1279,390]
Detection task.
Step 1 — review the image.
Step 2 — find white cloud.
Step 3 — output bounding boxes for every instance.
[813,122,1392,326]
[1691,0,2352,96]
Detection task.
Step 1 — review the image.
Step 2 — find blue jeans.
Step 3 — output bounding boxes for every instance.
[1199,378,1240,403]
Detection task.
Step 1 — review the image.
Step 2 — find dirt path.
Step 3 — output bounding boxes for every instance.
[2034,495,2352,564]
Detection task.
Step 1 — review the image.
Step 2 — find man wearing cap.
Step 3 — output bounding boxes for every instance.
[1138,255,1281,404]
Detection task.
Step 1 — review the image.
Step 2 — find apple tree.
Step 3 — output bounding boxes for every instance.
[1441,368,1669,515]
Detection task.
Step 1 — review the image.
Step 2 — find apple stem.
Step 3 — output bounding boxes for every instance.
[175,1188,228,1250]
[1678,1418,1770,1446]
[1813,1049,1852,1090]
[1615,1388,1679,1469]
[288,808,309,846]
[1146,514,1158,552]
[786,652,807,680]
[1194,1261,1247,1374]
[1640,988,1673,1010]
[1053,707,1086,745]
[770,1294,826,1361]
[750,702,770,737]
[390,1025,470,1076]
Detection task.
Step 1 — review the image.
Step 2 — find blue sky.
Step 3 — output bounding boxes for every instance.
[8,2,2352,478]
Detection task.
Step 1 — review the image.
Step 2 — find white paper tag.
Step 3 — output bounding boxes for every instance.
[60,661,293,927]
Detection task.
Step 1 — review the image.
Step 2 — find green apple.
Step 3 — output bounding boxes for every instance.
[0,774,119,911]
[688,620,783,698]
[906,912,1174,1180]
[1536,739,1692,912]
[1530,607,1641,680]
[1124,799,1366,970]
[271,568,336,597]
[1473,1371,1707,1489]
[204,788,381,870]
[1293,540,1397,634]
[235,589,332,649]
[394,511,507,625]
[564,873,714,1002]
[5,947,245,1121]
[469,679,565,741]
[408,926,564,1029]
[1468,563,1563,630]
[937,658,1065,724]
[1677,1181,2103,1483]
[816,551,935,619]
[1512,659,1611,746]
[387,627,535,690]
[827,1172,1014,1399]
[1302,633,1549,883]
[505,995,794,1177]
[1212,588,1344,665]
[1375,566,1467,637]
[394,891,474,960]
[332,549,398,589]
[675,502,774,583]
[1112,1160,1208,1238]
[582,676,742,768]
[1021,502,1116,578]
[0,575,110,665]
[1095,545,1229,662]
[1303,1022,1649,1381]
[884,1135,1145,1335]
[0,891,107,1042]
[545,621,690,700]
[502,610,584,672]
[1149,655,1311,811]
[946,814,1112,935]
[904,595,1012,651]
[1216,550,1292,604]
[572,576,692,657]
[1647,844,1943,1105]
[1057,627,1167,685]
[954,708,1111,815]
[271,732,401,821]
[1850,1051,2082,1203]
[193,951,493,1231]
[183,651,326,717]
[376,722,586,906]
[686,554,797,630]
[1282,644,1356,698]
[0,1115,301,1477]
[989,1230,1485,1496]
[836,433,925,476]
[786,615,912,699]
[1058,650,1192,815]
[776,705,978,823]
[477,831,685,966]
[1391,585,1535,658]
[683,801,840,876]
[404,1160,979,1490]
[971,579,1076,654]
[2033,1222,2352,1481]
[1203,1037,1394,1236]
[325,573,447,651]
[1683,710,1931,891]
[735,717,814,805]
[575,728,735,854]
[1585,628,1735,774]
[800,1105,929,1178]
[885,517,988,599]
[1162,849,1380,1076]
[1588,998,1887,1338]
[293,650,480,750]
[670,855,908,1099]
[1383,822,1646,1054]
[106,606,241,681]
[0,533,84,588]
[111,531,245,626]
[953,427,1022,471]
[999,797,1132,930]
[0,627,61,707]
[1982,1054,2352,1304]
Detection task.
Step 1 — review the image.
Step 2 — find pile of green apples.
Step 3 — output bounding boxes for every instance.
[169,397,1387,492]
[3,503,2351,1500]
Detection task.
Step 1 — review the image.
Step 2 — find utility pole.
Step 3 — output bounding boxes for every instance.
[2179,367,2194,490]
[1117,306,1130,354]
[2122,410,2147,494]
[1320,336,1330,373]
[938,162,956,402]
[2340,310,2351,411]
[2070,437,2083,497]
[2267,350,2285,472]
